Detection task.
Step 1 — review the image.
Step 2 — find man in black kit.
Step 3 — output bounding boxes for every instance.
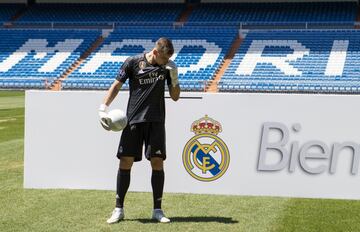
[98,38,180,224]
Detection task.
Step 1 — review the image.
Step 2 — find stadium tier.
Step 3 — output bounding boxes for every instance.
[62,27,237,91]
[187,2,357,24]
[10,2,358,25]
[0,29,101,89]
[2,28,360,93]
[219,30,360,93]
[1,1,360,93]
[17,3,185,23]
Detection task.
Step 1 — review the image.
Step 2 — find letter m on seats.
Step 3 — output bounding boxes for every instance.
[0,39,83,72]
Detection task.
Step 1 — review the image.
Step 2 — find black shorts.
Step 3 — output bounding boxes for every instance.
[117,122,166,162]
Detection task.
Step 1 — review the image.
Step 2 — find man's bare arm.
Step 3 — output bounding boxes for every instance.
[103,80,123,106]
[169,84,180,101]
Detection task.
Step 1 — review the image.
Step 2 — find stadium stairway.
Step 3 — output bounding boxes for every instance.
[1,4,27,28]
[206,35,243,92]
[176,3,199,24]
[356,6,360,29]
[9,6,27,23]
[51,35,106,90]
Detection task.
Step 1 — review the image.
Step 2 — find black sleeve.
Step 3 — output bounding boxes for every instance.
[116,57,132,83]
[166,69,172,86]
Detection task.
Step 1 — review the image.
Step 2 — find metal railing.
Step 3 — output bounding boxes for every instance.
[2,20,358,30]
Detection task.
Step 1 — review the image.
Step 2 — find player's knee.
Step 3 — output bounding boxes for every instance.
[150,157,164,170]
[119,157,134,169]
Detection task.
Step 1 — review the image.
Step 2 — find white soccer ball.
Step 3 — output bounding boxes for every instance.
[107,109,127,132]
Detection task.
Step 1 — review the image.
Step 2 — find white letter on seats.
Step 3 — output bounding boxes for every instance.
[236,40,309,76]
[325,40,348,76]
[171,40,220,75]
[0,39,83,72]
[79,39,153,73]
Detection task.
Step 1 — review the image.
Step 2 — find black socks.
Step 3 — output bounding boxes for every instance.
[151,169,164,209]
[115,168,165,209]
[115,169,131,208]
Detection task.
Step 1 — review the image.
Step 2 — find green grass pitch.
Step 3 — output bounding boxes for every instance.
[0,90,360,232]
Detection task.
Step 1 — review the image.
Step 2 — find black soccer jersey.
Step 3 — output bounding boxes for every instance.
[116,54,172,125]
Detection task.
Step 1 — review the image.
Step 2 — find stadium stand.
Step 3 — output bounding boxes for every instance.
[62,27,237,91]
[0,29,101,89]
[1,1,360,93]
[219,30,360,93]
[187,2,357,24]
[17,3,185,24]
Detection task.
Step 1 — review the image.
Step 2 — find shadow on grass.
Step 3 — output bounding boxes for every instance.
[132,216,238,224]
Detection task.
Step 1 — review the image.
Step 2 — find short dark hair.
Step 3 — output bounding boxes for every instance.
[155,37,174,56]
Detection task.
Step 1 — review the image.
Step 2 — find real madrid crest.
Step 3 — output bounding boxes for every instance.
[139,61,146,70]
[182,115,230,182]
